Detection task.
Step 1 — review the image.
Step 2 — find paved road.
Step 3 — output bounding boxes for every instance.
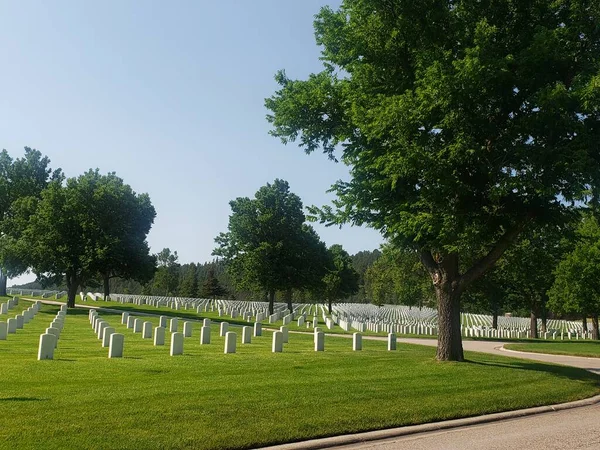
[333,403,600,450]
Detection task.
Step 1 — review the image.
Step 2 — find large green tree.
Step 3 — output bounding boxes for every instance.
[548,214,600,340]
[0,147,62,295]
[82,171,156,300]
[13,170,154,307]
[323,244,360,313]
[152,248,180,296]
[214,179,328,314]
[266,0,600,360]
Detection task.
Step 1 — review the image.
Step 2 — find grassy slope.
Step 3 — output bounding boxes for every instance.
[0,298,598,449]
[505,341,600,358]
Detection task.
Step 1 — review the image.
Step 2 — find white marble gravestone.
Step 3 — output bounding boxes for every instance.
[388,333,397,351]
[220,322,229,337]
[242,326,251,344]
[109,333,124,358]
[170,332,183,356]
[224,332,236,354]
[254,322,262,337]
[102,327,115,347]
[154,326,165,346]
[272,331,283,352]
[280,326,289,343]
[315,331,324,351]
[142,321,153,339]
[170,318,178,333]
[200,326,211,344]
[183,321,192,337]
[353,332,362,351]
[38,333,56,360]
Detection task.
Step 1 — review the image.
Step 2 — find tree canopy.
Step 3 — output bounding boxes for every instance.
[322,244,360,313]
[548,214,600,339]
[266,0,600,360]
[0,147,62,295]
[214,179,329,314]
[12,170,155,307]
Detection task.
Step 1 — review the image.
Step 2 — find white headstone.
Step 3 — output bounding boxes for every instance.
[38,333,56,360]
[109,333,124,358]
[126,316,135,329]
[154,326,165,346]
[170,318,178,333]
[315,331,324,351]
[15,314,24,329]
[220,322,229,337]
[102,327,115,347]
[121,312,129,324]
[272,331,283,352]
[353,332,362,351]
[200,326,211,344]
[183,321,192,337]
[0,303,7,314]
[388,333,397,351]
[133,318,143,333]
[97,321,109,340]
[224,331,237,354]
[203,318,211,328]
[159,316,167,328]
[142,321,153,339]
[242,326,252,344]
[280,326,289,343]
[170,332,184,356]
[254,322,262,337]
[0,322,6,340]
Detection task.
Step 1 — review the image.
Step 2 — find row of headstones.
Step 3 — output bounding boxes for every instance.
[0,296,18,315]
[89,310,124,358]
[0,299,42,340]
[38,305,67,359]
[93,310,266,357]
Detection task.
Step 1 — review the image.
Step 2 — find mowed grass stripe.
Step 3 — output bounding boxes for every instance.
[0,299,598,449]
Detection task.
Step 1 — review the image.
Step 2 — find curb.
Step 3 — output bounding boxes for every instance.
[259,394,600,450]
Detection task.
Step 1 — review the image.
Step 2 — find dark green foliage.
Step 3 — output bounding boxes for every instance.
[323,244,360,313]
[266,0,600,360]
[365,244,433,308]
[12,170,155,306]
[213,179,329,313]
[152,248,180,296]
[178,263,199,298]
[200,268,227,299]
[0,147,62,295]
[549,214,600,339]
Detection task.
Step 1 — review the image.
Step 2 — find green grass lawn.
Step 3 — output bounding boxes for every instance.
[505,341,600,358]
[1,298,599,449]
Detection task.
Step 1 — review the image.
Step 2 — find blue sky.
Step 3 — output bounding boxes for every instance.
[1,0,383,285]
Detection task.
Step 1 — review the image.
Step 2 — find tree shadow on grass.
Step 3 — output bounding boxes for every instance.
[0,397,47,402]
[466,358,600,385]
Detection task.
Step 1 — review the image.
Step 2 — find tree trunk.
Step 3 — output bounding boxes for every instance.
[591,315,599,340]
[529,311,538,339]
[103,274,110,301]
[268,289,275,315]
[492,309,498,330]
[0,268,7,297]
[540,297,547,333]
[435,281,464,361]
[65,272,79,308]
[582,317,588,332]
[284,288,292,313]
[328,298,332,315]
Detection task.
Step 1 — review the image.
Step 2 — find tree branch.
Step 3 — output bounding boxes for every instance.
[458,220,529,291]
[419,250,438,277]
